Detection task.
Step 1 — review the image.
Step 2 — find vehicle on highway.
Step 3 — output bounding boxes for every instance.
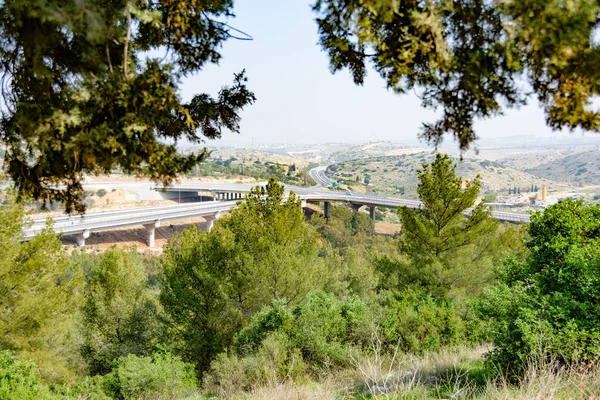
[345,190,352,195]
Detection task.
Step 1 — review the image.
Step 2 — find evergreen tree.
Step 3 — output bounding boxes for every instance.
[0,192,83,381]
[0,1,255,212]
[314,0,600,150]
[397,154,499,298]
[161,178,329,375]
[80,247,164,376]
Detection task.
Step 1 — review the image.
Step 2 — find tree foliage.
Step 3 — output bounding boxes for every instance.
[478,200,600,375]
[161,178,329,375]
[0,192,83,381]
[0,0,255,212]
[396,154,500,297]
[313,0,600,150]
[80,247,164,376]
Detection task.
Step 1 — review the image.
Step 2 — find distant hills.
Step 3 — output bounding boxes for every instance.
[330,152,556,198]
[525,149,600,185]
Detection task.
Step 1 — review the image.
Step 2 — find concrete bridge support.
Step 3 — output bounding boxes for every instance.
[301,199,307,208]
[350,203,362,214]
[324,201,331,219]
[369,206,376,221]
[75,229,91,247]
[201,211,222,233]
[143,220,161,248]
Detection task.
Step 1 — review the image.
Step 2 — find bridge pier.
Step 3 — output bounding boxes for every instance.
[143,220,161,248]
[301,199,307,208]
[350,203,362,214]
[369,206,376,221]
[323,201,330,219]
[74,229,91,247]
[201,211,222,233]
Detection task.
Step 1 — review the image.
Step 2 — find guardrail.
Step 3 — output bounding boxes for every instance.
[24,185,530,243]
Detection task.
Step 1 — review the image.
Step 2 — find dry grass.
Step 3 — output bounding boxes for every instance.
[207,341,600,399]
[233,380,340,400]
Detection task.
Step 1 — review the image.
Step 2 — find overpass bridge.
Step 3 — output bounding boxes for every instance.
[25,182,530,248]
[156,183,531,224]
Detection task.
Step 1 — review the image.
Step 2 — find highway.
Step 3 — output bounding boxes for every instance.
[309,166,332,187]
[24,181,531,246]
[25,201,237,240]
[157,183,531,224]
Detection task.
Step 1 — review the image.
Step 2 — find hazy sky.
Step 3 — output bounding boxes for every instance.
[180,0,587,148]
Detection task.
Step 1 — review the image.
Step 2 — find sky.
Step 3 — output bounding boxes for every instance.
[179,0,586,148]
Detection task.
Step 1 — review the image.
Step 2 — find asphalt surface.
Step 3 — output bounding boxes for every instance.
[24,180,531,240]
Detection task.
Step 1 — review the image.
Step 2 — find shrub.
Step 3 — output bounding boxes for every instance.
[478,200,600,376]
[381,290,476,353]
[207,292,371,394]
[96,189,107,197]
[108,352,198,399]
[0,351,55,400]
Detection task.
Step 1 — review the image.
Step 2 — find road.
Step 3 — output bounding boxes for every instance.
[158,183,531,223]
[309,166,332,187]
[25,201,237,240]
[23,181,531,244]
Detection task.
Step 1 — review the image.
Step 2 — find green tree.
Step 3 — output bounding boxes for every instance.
[0,1,255,212]
[313,0,600,150]
[0,192,83,381]
[80,247,164,376]
[161,178,329,375]
[478,200,600,375]
[351,211,375,236]
[396,154,499,298]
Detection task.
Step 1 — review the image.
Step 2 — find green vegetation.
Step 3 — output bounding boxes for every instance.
[0,0,255,212]
[314,0,600,150]
[479,199,600,376]
[1,154,599,398]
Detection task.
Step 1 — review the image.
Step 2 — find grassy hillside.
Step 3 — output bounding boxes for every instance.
[330,151,558,198]
[525,148,600,185]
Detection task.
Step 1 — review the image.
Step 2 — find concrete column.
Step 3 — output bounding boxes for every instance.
[369,206,376,221]
[143,220,161,248]
[350,203,362,214]
[203,219,215,232]
[201,211,222,233]
[301,199,307,208]
[324,201,331,219]
[75,229,91,247]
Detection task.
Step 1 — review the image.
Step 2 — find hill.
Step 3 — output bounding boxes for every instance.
[329,142,431,162]
[329,151,559,198]
[525,149,600,185]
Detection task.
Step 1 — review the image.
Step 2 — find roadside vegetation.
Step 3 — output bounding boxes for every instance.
[3,154,600,399]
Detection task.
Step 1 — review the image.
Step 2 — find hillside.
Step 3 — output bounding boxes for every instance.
[525,148,600,185]
[328,141,431,162]
[329,151,559,198]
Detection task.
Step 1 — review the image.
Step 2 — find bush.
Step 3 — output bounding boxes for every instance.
[0,351,56,400]
[381,290,478,353]
[108,352,198,399]
[478,200,600,376]
[95,189,108,197]
[206,292,371,394]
